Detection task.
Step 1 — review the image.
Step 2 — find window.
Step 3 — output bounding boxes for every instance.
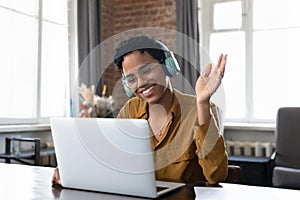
[201,0,300,123]
[0,0,70,124]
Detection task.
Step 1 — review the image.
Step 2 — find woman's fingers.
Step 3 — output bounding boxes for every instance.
[216,54,227,77]
[52,167,61,185]
[201,63,212,77]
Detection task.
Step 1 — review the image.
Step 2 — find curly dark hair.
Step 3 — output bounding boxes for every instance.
[113,35,166,71]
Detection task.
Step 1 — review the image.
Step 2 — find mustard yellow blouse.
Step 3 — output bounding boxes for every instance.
[117,89,228,184]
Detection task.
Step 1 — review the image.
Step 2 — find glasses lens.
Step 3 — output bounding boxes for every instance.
[139,64,154,78]
[124,63,160,88]
[125,74,137,87]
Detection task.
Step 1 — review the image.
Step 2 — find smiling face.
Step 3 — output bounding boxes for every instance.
[122,50,169,105]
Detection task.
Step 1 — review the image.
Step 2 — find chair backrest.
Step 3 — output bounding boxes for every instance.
[275,107,300,168]
[224,165,242,183]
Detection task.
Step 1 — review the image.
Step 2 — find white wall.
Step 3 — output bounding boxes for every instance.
[224,124,275,144]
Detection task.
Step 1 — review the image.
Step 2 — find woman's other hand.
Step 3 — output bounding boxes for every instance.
[51,167,61,185]
[195,54,227,104]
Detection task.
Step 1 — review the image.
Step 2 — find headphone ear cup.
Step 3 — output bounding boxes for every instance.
[164,53,180,76]
[123,85,134,98]
[155,40,180,77]
[122,76,134,97]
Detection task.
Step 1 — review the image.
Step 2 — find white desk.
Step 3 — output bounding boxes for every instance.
[1,163,299,200]
[195,182,300,200]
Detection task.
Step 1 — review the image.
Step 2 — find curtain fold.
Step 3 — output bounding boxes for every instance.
[77,0,103,96]
[175,0,200,94]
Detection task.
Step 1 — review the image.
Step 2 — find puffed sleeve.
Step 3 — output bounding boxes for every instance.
[193,106,228,184]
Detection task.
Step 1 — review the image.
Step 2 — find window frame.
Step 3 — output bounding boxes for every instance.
[0,0,75,125]
[200,0,274,123]
[201,0,300,124]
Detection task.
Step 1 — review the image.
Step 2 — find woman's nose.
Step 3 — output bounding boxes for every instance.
[136,75,147,88]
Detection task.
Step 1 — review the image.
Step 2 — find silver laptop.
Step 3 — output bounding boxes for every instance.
[50,117,185,198]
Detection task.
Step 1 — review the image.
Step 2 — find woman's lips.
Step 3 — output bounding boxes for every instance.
[139,85,155,98]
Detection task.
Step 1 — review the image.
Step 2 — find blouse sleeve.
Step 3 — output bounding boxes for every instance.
[193,106,228,184]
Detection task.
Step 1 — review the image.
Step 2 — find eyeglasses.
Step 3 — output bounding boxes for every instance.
[122,62,161,88]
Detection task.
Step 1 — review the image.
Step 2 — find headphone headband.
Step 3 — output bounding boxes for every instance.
[122,40,180,97]
[155,40,180,77]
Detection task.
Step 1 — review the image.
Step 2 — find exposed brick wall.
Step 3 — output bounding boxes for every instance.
[101,0,177,112]
[101,0,114,41]
[113,0,176,33]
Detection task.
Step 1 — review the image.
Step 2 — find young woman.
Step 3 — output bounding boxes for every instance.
[52,35,228,185]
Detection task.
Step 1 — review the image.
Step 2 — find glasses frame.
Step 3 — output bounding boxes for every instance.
[122,62,162,89]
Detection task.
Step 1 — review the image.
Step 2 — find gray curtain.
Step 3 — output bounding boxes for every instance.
[77,0,103,96]
[175,0,200,95]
